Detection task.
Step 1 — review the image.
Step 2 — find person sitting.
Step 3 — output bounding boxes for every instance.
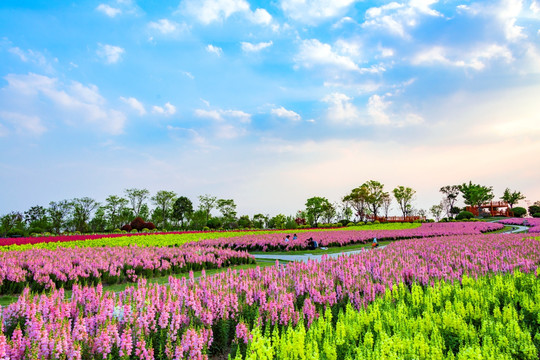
[293,234,298,240]
[372,237,379,249]
[307,237,318,250]
[284,235,290,242]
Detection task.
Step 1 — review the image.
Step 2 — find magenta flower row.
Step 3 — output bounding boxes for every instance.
[0,246,254,294]
[190,222,504,251]
[0,233,535,360]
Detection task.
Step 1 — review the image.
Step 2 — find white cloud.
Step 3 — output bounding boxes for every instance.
[0,111,46,136]
[152,102,176,116]
[532,0,540,14]
[362,1,442,38]
[120,96,146,115]
[1,73,126,134]
[367,95,391,125]
[8,47,54,73]
[97,44,125,64]
[182,71,195,79]
[280,0,357,24]
[250,8,273,25]
[241,41,273,52]
[182,0,248,24]
[195,108,251,123]
[206,44,223,56]
[498,0,526,41]
[322,92,361,125]
[148,19,188,35]
[367,93,424,126]
[295,39,359,71]
[412,44,513,70]
[96,4,121,17]
[271,106,302,121]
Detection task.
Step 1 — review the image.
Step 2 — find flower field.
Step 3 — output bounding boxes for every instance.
[0,232,538,359]
[0,246,254,295]
[499,218,540,233]
[190,222,504,251]
[0,223,421,251]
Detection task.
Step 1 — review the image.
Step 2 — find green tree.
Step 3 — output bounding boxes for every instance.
[71,197,99,233]
[24,205,50,233]
[198,194,217,224]
[105,195,129,229]
[252,214,268,229]
[89,206,107,232]
[171,196,194,229]
[237,215,252,228]
[393,186,416,218]
[0,212,25,236]
[381,193,392,220]
[343,184,369,222]
[305,196,332,227]
[440,185,460,218]
[217,199,237,228]
[124,188,150,217]
[365,180,386,219]
[430,203,444,222]
[500,188,525,209]
[458,181,494,215]
[151,190,177,228]
[189,209,208,230]
[48,200,71,234]
[268,214,287,229]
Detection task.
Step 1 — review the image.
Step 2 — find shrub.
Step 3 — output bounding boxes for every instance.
[533,213,540,218]
[121,224,132,232]
[528,205,540,216]
[130,217,146,231]
[456,211,474,220]
[347,222,355,227]
[202,226,210,231]
[373,220,380,224]
[511,207,527,218]
[130,229,138,233]
[144,222,156,230]
[113,229,121,233]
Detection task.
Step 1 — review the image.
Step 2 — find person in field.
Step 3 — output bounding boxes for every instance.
[372,237,379,249]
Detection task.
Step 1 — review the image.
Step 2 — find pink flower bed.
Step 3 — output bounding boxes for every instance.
[498,218,540,233]
[0,246,254,294]
[0,233,534,360]
[191,222,504,251]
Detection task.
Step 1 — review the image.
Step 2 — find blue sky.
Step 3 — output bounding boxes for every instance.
[1,0,539,217]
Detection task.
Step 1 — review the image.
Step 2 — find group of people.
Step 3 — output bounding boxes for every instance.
[283,234,320,250]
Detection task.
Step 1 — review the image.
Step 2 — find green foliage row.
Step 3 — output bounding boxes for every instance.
[235,270,540,360]
[1,223,421,251]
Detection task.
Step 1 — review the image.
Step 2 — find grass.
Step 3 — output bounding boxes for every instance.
[0,260,278,306]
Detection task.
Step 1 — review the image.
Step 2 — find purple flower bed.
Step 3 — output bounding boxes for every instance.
[0,233,535,360]
[190,221,504,251]
[0,246,254,294]
[499,217,540,233]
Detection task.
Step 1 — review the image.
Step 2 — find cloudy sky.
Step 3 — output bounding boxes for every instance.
[1,0,539,217]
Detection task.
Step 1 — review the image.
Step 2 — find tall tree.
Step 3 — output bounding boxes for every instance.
[393,186,416,218]
[440,185,460,218]
[430,203,444,222]
[217,199,237,227]
[198,194,217,224]
[305,196,332,226]
[381,193,392,220]
[365,180,386,219]
[343,184,370,222]
[322,202,337,224]
[252,214,268,229]
[171,196,194,229]
[151,190,177,228]
[48,200,71,234]
[105,195,129,229]
[458,181,494,214]
[71,197,99,233]
[124,188,150,217]
[24,205,50,232]
[500,188,525,209]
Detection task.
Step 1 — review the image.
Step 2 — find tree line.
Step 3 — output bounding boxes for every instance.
[1,182,537,237]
